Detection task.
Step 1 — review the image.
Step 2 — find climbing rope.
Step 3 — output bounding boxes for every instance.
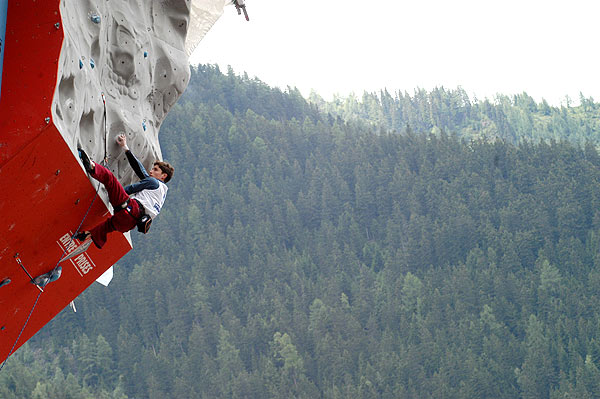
[0,291,42,373]
[102,92,108,165]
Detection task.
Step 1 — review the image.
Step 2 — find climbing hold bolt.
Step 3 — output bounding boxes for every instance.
[55,23,60,29]
[45,117,50,124]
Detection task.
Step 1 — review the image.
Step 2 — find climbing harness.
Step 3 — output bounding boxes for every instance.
[118,198,152,233]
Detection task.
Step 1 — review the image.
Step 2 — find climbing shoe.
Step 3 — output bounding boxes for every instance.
[78,148,95,174]
[73,231,90,241]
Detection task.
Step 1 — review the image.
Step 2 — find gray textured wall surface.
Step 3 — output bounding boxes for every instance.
[53,0,192,186]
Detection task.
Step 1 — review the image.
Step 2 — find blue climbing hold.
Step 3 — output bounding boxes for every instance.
[32,266,62,288]
[0,279,10,288]
[48,266,62,283]
[90,58,95,69]
[90,14,101,24]
[142,120,147,131]
[79,59,83,69]
[144,51,148,58]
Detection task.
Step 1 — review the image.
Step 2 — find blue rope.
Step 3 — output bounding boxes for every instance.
[0,291,42,372]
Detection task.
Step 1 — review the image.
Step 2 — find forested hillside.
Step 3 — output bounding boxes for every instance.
[310,88,600,145]
[3,65,600,398]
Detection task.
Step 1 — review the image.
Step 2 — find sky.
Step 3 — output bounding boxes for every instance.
[191,0,600,106]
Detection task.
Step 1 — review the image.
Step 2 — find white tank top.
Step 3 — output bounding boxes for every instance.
[131,181,168,219]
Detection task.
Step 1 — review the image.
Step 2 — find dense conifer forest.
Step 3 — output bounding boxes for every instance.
[4,65,600,398]
[310,87,600,145]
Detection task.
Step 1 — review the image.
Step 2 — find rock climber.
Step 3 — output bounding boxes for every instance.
[76,134,173,248]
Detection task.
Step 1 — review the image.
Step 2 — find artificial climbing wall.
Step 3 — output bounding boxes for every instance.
[0,0,231,364]
[0,0,132,364]
[54,0,192,184]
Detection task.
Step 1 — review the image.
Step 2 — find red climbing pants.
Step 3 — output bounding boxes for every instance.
[88,163,141,248]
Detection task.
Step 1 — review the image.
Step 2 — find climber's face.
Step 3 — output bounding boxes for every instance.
[149,164,167,182]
